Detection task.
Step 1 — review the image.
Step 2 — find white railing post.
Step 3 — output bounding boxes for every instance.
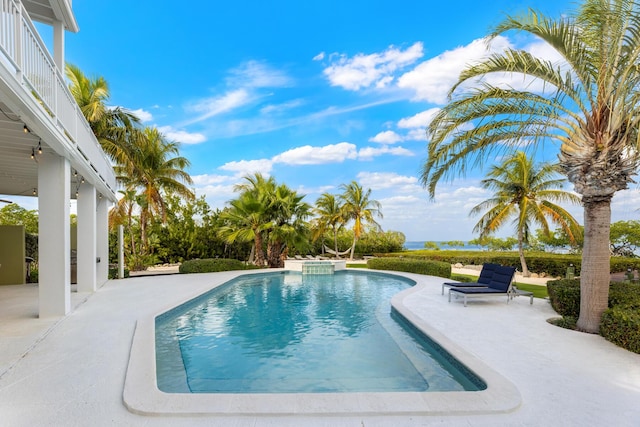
[14,0,22,82]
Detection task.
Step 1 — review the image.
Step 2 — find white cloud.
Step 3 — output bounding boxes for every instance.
[260,99,304,115]
[313,52,325,61]
[131,108,153,122]
[357,171,420,192]
[398,108,440,129]
[398,36,512,104]
[404,128,428,141]
[219,159,274,176]
[157,125,206,145]
[191,173,231,186]
[323,42,424,91]
[226,60,293,88]
[357,145,414,160]
[272,142,358,165]
[369,130,403,144]
[185,89,253,124]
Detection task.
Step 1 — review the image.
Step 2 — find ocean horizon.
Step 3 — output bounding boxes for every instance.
[404,241,483,251]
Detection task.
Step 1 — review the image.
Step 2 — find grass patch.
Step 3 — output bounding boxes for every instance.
[346,263,368,268]
[513,283,548,299]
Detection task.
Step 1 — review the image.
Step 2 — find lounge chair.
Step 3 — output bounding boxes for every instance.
[448,265,517,306]
[441,263,501,295]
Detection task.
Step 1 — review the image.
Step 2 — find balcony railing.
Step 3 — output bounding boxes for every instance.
[0,0,116,195]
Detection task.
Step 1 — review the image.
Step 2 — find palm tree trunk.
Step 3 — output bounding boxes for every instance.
[254,232,265,266]
[518,228,530,277]
[333,228,339,259]
[350,235,357,260]
[577,196,612,333]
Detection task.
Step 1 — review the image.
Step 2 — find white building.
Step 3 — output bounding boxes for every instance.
[0,0,117,316]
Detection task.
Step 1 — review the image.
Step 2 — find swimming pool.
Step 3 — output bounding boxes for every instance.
[155,271,485,394]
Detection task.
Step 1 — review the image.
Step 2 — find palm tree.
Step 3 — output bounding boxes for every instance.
[220,173,310,267]
[66,64,140,168]
[339,181,383,260]
[312,193,346,257]
[421,0,640,332]
[265,183,311,267]
[118,127,194,249]
[218,193,270,267]
[470,152,581,276]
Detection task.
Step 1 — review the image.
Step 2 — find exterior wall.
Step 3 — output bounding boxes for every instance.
[0,225,26,285]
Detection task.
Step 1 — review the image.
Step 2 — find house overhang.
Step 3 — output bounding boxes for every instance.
[23,0,79,32]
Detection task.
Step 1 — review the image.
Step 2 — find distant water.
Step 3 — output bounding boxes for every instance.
[404,241,483,251]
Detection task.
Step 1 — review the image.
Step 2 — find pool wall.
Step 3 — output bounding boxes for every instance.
[123,269,522,416]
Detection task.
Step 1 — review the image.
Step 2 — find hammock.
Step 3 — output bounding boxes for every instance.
[323,244,352,256]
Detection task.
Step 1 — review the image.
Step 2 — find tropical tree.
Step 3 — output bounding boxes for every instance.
[66,64,140,168]
[421,0,640,332]
[220,173,311,267]
[264,183,311,267]
[0,203,38,234]
[312,193,346,257]
[609,220,640,257]
[117,127,194,251]
[339,181,383,260]
[470,152,581,276]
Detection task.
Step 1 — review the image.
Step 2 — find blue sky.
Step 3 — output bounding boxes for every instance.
[20,0,640,241]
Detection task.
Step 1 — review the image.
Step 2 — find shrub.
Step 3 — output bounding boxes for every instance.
[547,278,581,318]
[179,258,258,274]
[380,250,640,276]
[108,268,129,279]
[600,307,640,354]
[367,257,451,278]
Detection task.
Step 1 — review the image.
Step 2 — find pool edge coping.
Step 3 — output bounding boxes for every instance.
[122,269,522,416]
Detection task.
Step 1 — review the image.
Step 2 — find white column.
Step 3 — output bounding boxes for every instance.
[53,20,65,70]
[96,196,109,286]
[77,182,96,292]
[38,154,70,317]
[118,224,124,279]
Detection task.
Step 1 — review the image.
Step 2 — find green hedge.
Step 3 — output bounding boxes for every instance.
[379,250,640,276]
[601,307,640,354]
[547,278,581,317]
[179,258,259,274]
[367,257,451,278]
[547,278,640,354]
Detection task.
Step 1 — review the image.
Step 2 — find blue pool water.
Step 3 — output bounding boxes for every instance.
[155,271,485,393]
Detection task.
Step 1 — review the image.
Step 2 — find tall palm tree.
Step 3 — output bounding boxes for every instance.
[220,173,310,267]
[218,194,270,267]
[470,152,581,276]
[339,181,382,260]
[265,183,311,267]
[421,0,640,332]
[66,64,140,168]
[312,193,346,257]
[117,127,194,248]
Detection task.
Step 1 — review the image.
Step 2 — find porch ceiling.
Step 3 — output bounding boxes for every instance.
[0,101,88,199]
[22,0,79,32]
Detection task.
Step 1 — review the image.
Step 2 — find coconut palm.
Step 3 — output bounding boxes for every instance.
[470,152,581,276]
[421,0,640,332]
[312,193,346,257]
[339,181,382,260]
[117,127,194,249]
[66,64,140,168]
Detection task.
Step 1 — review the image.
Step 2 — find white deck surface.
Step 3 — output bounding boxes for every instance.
[0,270,639,426]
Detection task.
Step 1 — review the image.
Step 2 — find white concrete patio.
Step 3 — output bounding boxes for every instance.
[0,270,638,426]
